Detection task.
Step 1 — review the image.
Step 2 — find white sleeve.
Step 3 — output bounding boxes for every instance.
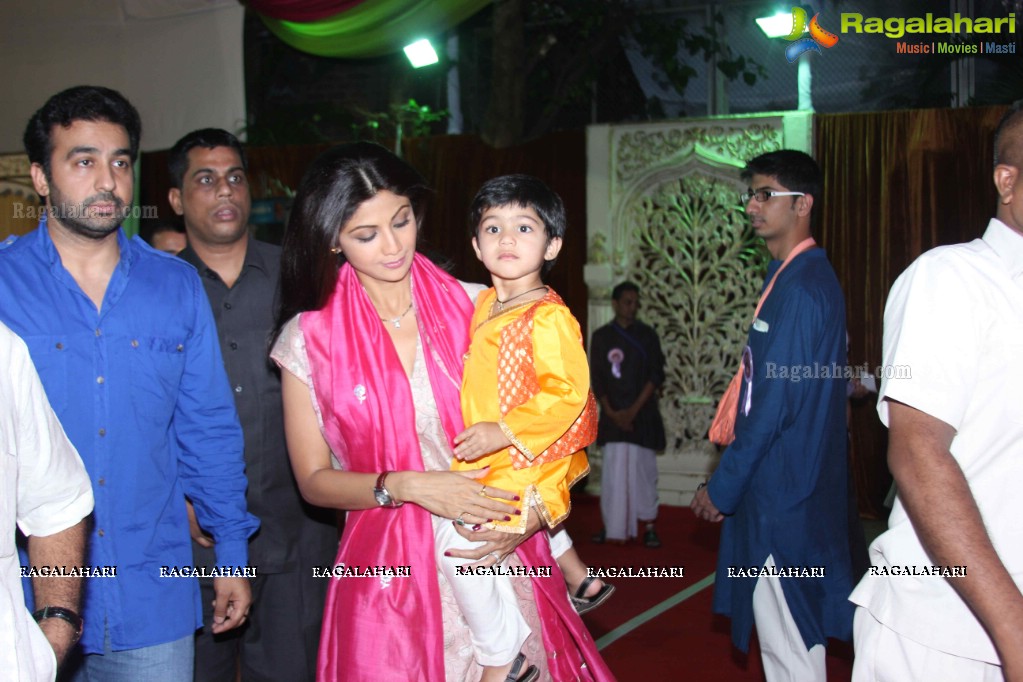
[8,326,93,537]
[877,252,977,430]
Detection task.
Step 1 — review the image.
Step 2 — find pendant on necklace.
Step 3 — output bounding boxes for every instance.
[382,301,414,329]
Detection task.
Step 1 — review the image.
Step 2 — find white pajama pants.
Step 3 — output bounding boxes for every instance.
[753,555,826,682]
[599,442,659,540]
[434,518,530,666]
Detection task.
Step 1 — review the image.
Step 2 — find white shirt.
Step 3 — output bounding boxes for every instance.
[0,322,93,681]
[850,218,1023,663]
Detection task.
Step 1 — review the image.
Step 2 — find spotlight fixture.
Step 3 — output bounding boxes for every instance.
[403,39,439,68]
[755,11,803,38]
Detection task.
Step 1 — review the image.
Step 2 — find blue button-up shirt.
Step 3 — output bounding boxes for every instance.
[0,219,259,653]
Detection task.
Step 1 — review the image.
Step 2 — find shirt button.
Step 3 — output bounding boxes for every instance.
[55,342,64,350]
[95,328,102,337]
[96,376,105,384]
[98,478,105,486]
[224,302,232,310]
[176,344,184,352]
[234,385,243,393]
[98,428,106,437]
[131,339,139,348]
[230,342,238,350]
[97,529,105,537]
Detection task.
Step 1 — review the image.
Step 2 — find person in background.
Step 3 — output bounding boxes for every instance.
[168,128,337,682]
[139,218,187,254]
[589,281,667,549]
[0,85,258,681]
[692,150,854,682]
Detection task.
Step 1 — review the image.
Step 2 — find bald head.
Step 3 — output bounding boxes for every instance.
[994,102,1023,170]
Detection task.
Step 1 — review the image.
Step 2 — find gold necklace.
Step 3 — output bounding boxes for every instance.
[494,286,547,312]
[380,302,414,328]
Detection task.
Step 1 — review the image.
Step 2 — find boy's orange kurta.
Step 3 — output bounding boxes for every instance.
[454,287,596,532]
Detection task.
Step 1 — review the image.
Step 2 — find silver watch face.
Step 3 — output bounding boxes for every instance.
[374,488,391,506]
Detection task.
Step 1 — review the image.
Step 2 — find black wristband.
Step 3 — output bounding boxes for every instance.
[33,606,83,643]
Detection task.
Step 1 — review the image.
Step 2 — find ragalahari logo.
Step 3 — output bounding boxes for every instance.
[784,7,839,62]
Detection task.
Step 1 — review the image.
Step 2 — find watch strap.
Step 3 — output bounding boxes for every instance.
[33,606,83,642]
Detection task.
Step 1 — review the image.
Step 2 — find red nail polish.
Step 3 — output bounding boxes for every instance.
[514,510,521,515]
[513,495,521,501]
[443,551,451,557]
[504,515,512,521]
[471,524,482,531]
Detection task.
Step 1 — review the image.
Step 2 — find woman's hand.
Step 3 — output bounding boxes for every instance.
[444,510,543,567]
[390,468,520,527]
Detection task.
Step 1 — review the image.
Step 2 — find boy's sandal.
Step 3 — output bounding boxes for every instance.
[506,652,539,682]
[571,576,616,615]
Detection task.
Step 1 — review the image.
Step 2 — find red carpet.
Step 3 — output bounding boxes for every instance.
[564,494,854,681]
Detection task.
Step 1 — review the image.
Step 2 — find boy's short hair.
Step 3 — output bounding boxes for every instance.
[740,149,822,204]
[469,174,566,275]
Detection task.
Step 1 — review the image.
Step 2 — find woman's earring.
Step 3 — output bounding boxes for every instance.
[330,246,342,255]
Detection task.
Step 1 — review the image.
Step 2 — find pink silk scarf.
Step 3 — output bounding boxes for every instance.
[302,254,614,681]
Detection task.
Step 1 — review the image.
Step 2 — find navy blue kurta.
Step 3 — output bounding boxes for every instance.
[707,248,855,652]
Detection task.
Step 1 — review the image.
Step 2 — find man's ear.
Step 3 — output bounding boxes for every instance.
[994,164,1018,204]
[795,193,814,217]
[471,235,483,262]
[544,236,563,261]
[168,187,184,216]
[30,163,49,199]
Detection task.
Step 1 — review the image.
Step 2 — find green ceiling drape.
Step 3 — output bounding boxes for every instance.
[259,0,492,58]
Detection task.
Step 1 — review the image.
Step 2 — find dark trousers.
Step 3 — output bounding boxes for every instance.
[193,568,327,682]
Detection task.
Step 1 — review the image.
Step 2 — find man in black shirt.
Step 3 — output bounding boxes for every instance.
[590,281,667,548]
[168,129,337,682]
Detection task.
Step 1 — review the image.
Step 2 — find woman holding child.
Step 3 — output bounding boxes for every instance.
[270,142,612,681]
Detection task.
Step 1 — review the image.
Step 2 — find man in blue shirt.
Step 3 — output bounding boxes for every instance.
[0,86,259,680]
[692,150,854,681]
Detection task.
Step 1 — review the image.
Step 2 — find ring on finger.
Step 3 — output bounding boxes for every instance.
[487,551,501,563]
[478,484,487,497]
[456,512,468,527]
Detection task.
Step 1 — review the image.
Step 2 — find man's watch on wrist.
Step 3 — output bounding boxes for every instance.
[33,606,83,644]
[373,471,403,508]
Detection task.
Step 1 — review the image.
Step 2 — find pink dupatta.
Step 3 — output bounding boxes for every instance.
[302,253,614,681]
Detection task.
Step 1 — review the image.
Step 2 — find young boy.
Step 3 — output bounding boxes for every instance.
[436,175,608,682]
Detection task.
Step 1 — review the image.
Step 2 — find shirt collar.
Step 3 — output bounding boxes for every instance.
[982,218,1023,280]
[179,234,263,281]
[36,213,134,274]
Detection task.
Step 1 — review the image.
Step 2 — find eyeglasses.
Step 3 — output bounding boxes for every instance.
[741,189,806,203]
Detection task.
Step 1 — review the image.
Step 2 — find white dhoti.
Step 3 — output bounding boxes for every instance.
[599,442,659,540]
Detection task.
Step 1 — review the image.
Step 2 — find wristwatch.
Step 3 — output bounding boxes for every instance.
[373,471,403,508]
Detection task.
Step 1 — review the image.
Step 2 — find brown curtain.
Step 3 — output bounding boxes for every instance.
[815,105,1007,517]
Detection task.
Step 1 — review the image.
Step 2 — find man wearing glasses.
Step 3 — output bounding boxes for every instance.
[692,150,854,681]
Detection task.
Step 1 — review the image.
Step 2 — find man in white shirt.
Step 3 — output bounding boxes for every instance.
[850,103,1023,680]
[1,321,94,680]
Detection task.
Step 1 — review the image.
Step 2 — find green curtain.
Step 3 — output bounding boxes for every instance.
[260,0,492,58]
